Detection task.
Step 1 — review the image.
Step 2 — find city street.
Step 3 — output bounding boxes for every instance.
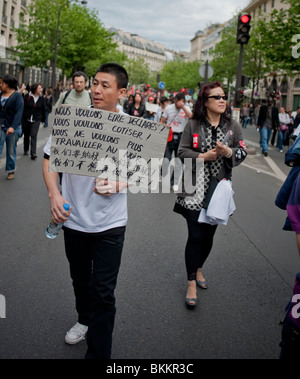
[0,123,299,359]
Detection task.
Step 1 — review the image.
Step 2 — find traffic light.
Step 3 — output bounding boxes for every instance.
[237,14,251,45]
[236,89,244,105]
[241,75,250,87]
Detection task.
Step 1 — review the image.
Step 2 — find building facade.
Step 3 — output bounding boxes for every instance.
[1,0,60,88]
[243,0,299,111]
[109,28,167,75]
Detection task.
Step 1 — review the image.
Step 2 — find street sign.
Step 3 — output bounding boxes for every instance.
[199,63,214,80]
[158,82,165,90]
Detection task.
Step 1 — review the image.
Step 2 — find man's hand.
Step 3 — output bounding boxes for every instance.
[176,100,185,109]
[6,127,14,136]
[94,178,128,197]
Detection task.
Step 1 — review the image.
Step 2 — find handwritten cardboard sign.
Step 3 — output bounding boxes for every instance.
[145,102,159,113]
[49,105,170,189]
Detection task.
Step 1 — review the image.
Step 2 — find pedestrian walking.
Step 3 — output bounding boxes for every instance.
[257,99,273,157]
[241,103,249,128]
[22,83,46,160]
[278,107,290,152]
[0,74,24,180]
[43,88,53,128]
[271,103,280,147]
[154,96,169,123]
[160,93,192,191]
[54,71,91,108]
[43,63,129,359]
[254,104,260,126]
[127,93,146,117]
[173,81,247,308]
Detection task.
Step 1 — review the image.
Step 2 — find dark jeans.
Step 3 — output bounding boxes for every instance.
[23,120,40,157]
[279,317,300,360]
[63,226,126,359]
[163,133,182,186]
[185,219,217,281]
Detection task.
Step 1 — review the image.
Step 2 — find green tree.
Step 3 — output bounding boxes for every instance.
[211,18,270,102]
[160,59,201,92]
[124,57,150,87]
[211,21,240,89]
[254,0,300,72]
[13,0,121,79]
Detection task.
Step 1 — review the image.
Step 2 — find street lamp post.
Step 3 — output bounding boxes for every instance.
[51,0,88,103]
[51,5,62,103]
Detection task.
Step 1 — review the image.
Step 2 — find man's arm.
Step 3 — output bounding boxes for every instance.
[43,157,70,223]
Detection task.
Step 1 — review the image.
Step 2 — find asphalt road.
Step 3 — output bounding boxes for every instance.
[0,124,299,359]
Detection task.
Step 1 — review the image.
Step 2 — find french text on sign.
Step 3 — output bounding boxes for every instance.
[49,105,170,190]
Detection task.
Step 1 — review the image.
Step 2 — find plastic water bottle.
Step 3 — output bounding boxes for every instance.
[45,203,70,239]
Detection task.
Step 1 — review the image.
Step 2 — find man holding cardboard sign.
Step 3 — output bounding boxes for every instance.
[43,63,129,359]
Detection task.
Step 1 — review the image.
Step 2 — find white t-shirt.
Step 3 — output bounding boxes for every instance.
[43,127,128,234]
[162,103,191,133]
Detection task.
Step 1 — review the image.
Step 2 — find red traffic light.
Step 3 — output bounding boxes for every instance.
[237,14,251,45]
[241,14,250,23]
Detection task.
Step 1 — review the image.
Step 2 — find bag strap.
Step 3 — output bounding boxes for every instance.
[168,110,181,128]
[62,90,71,104]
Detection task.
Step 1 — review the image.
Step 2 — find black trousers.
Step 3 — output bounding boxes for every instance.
[279,317,300,360]
[23,120,40,157]
[63,226,126,359]
[185,219,217,281]
[163,133,182,186]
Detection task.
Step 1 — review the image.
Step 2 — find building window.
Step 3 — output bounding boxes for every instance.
[295,79,300,88]
[272,0,275,7]
[264,2,267,12]
[280,80,288,93]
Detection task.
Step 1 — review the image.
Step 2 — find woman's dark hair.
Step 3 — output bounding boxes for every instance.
[30,83,42,94]
[160,96,168,104]
[2,74,18,90]
[133,93,143,103]
[96,63,129,90]
[193,81,230,122]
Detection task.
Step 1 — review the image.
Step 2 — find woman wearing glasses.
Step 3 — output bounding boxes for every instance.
[173,81,247,308]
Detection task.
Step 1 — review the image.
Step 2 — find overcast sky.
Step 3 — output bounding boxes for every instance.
[86,0,250,51]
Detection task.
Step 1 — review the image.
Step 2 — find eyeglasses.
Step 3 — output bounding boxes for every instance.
[207,95,228,101]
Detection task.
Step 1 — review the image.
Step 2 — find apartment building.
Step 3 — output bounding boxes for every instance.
[0,0,45,85]
[108,27,167,75]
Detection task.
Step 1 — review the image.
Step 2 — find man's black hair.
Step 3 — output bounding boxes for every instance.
[96,63,129,90]
[175,93,185,101]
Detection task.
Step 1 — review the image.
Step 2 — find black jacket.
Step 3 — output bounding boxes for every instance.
[177,116,247,196]
[127,103,146,118]
[22,94,46,123]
